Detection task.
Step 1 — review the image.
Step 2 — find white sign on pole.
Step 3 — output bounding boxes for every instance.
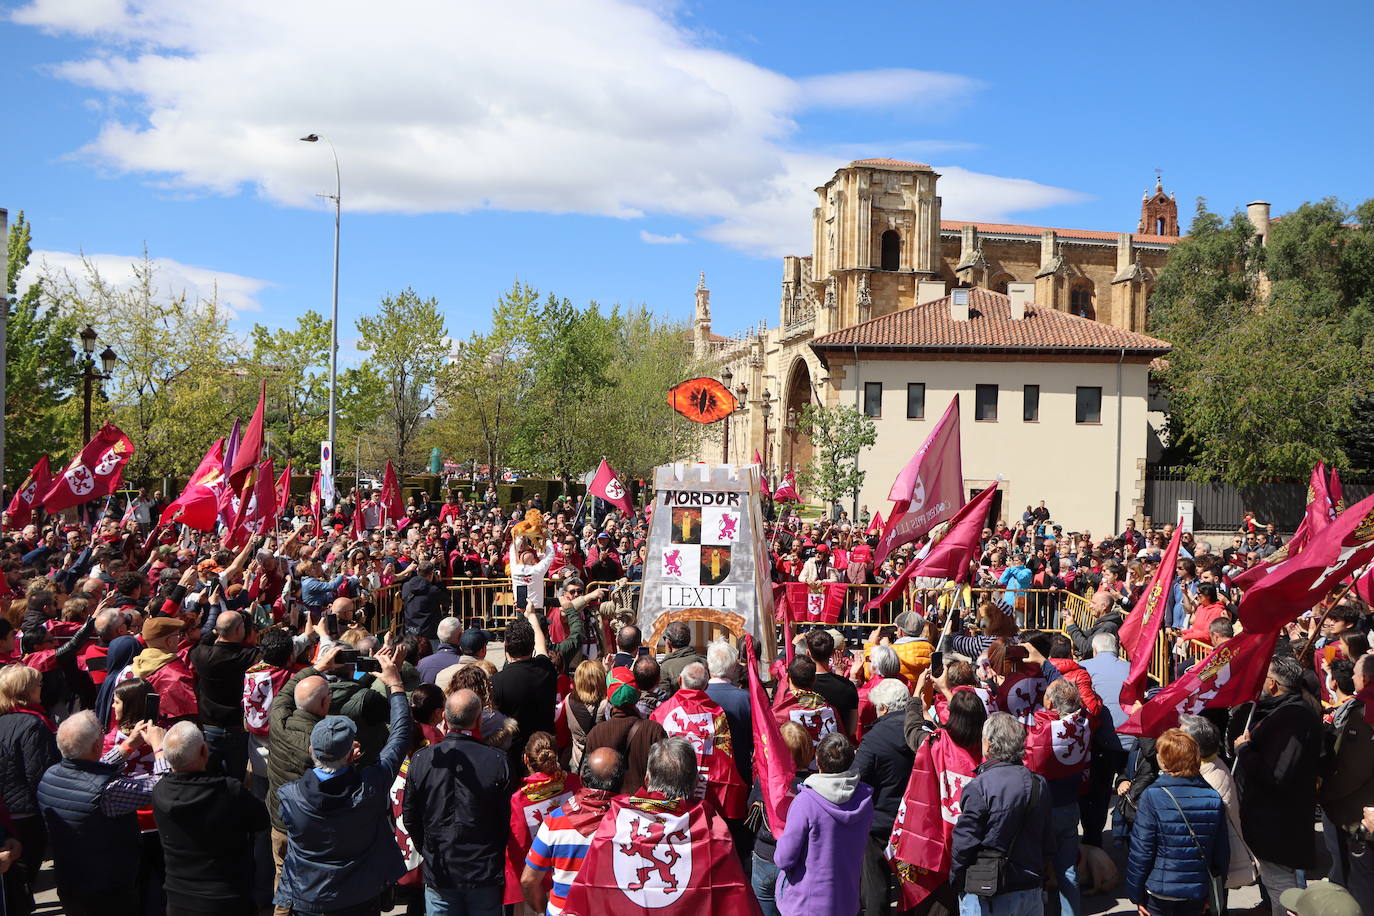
[320,440,335,510]
[1177,499,1195,533]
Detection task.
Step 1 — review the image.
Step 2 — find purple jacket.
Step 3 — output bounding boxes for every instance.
[774,771,875,916]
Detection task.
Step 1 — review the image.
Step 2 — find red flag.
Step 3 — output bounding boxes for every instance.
[1119,629,1280,737]
[1329,466,1346,515]
[229,458,264,535]
[650,688,748,818]
[380,461,403,524]
[874,396,964,566]
[159,440,227,531]
[1232,462,1333,589]
[245,457,277,534]
[865,510,884,535]
[351,498,366,540]
[42,424,135,513]
[559,793,761,916]
[887,730,980,909]
[772,471,800,503]
[5,456,54,529]
[752,450,770,498]
[504,773,579,906]
[744,635,795,839]
[1356,566,1374,606]
[229,380,266,488]
[274,463,292,529]
[779,582,847,624]
[866,482,998,611]
[309,470,323,538]
[1234,492,1374,634]
[589,459,634,517]
[1118,520,1184,707]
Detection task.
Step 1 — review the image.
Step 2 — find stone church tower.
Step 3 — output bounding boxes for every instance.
[1138,176,1179,237]
[692,271,712,359]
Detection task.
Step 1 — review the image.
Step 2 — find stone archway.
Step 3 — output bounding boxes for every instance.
[784,358,815,478]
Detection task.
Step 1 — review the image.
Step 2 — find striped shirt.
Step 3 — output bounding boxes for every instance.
[524,803,599,916]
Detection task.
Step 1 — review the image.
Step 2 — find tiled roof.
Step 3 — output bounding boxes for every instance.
[811,287,1171,355]
[849,158,932,170]
[940,219,1179,245]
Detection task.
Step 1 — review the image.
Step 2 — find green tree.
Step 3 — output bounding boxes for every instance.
[795,404,876,510]
[43,250,246,483]
[429,282,538,485]
[5,212,81,480]
[509,294,616,481]
[1150,199,1374,482]
[355,288,450,473]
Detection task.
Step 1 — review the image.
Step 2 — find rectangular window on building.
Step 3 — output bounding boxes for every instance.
[906,383,925,419]
[1023,384,1040,422]
[1076,386,1103,424]
[864,382,882,418]
[975,384,998,421]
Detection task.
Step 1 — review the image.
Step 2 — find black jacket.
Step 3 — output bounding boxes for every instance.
[492,655,558,760]
[854,709,915,838]
[401,575,446,638]
[0,711,58,817]
[153,771,269,909]
[401,733,513,889]
[950,760,1054,892]
[275,692,410,912]
[189,637,261,728]
[1234,691,1322,868]
[1066,610,1125,658]
[1320,698,1374,827]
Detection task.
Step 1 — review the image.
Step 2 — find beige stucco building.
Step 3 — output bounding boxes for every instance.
[697,158,1180,534]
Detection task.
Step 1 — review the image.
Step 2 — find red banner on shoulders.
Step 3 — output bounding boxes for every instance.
[560,793,761,916]
[651,688,747,818]
[886,730,980,909]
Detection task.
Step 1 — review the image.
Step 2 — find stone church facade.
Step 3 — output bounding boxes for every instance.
[695,158,1189,527]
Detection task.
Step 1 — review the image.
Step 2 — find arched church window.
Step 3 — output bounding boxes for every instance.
[880,230,900,271]
[1070,283,1095,319]
[1156,217,1166,235]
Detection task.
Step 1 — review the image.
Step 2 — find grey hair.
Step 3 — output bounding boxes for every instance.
[436,616,462,643]
[1090,632,1119,656]
[982,712,1027,764]
[869,644,901,678]
[869,677,910,715]
[680,662,709,691]
[162,721,206,771]
[560,577,585,594]
[1045,679,1083,716]
[645,736,699,801]
[56,711,103,760]
[706,640,738,679]
[1177,714,1220,759]
[1269,656,1303,692]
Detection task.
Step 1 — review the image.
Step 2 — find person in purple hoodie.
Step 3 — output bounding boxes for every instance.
[774,731,875,916]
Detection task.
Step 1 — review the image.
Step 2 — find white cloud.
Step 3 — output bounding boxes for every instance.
[640,230,688,245]
[20,249,271,319]
[13,0,1086,257]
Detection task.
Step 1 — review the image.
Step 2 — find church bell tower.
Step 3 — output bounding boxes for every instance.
[1139,175,1179,237]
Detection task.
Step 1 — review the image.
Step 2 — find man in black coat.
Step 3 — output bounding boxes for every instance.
[1318,654,1374,911]
[1234,656,1323,912]
[188,609,260,779]
[153,721,269,916]
[401,561,446,639]
[853,677,914,916]
[402,688,513,914]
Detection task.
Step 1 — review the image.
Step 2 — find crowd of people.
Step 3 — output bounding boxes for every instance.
[0,483,1367,916]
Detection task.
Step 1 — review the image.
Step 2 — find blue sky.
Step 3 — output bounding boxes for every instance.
[3,0,1371,355]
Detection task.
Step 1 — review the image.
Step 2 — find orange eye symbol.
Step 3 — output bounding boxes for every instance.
[667,377,738,424]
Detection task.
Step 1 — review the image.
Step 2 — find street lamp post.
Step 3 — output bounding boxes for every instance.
[300,134,341,485]
[74,325,117,443]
